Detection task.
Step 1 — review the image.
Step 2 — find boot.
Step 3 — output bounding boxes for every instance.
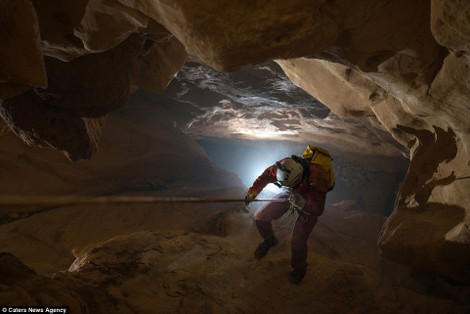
[254,235,278,259]
[289,266,307,285]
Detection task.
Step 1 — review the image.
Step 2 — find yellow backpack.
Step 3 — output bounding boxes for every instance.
[302,145,335,191]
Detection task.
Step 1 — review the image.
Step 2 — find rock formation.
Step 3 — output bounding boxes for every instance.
[3,204,469,312]
[0,0,469,286]
[0,93,245,276]
[0,0,187,160]
[275,1,470,283]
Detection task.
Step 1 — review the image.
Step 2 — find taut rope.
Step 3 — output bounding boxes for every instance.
[0,195,285,206]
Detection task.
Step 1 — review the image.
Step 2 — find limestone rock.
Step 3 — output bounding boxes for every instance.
[147,0,440,73]
[0,0,46,99]
[0,252,36,285]
[1,2,187,160]
[0,90,244,199]
[429,53,470,134]
[0,253,86,310]
[316,0,445,77]
[431,0,470,62]
[0,29,185,160]
[276,59,377,119]
[36,35,146,118]
[32,0,149,61]
[276,58,421,151]
[131,24,188,94]
[149,0,338,71]
[274,2,470,284]
[277,47,470,284]
[2,209,469,312]
[0,90,97,160]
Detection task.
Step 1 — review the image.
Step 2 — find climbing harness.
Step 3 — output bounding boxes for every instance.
[284,191,310,221]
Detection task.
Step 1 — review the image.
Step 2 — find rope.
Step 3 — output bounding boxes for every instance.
[455,175,470,181]
[0,195,286,207]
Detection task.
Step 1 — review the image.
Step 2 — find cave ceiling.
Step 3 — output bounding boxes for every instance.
[152,58,404,157]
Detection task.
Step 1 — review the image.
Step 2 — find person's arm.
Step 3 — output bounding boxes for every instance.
[247,164,277,196]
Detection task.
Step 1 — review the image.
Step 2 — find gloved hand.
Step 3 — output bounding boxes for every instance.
[244,193,256,206]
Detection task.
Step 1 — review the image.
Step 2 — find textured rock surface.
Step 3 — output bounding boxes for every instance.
[149,0,337,71]
[0,1,187,159]
[148,0,440,73]
[0,0,46,99]
[131,32,187,94]
[0,92,243,200]
[159,60,405,158]
[431,0,470,63]
[2,205,469,313]
[0,253,84,310]
[275,0,470,282]
[0,92,245,278]
[32,0,148,61]
[0,91,100,160]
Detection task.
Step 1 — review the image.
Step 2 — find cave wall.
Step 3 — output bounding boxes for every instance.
[275,1,470,283]
[0,0,469,282]
[0,91,245,275]
[0,0,187,160]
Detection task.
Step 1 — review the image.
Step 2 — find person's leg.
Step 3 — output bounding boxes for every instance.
[254,191,290,238]
[253,191,289,258]
[290,215,318,283]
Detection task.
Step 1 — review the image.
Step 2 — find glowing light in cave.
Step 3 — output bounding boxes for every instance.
[263,183,281,194]
[248,163,282,195]
[197,139,298,197]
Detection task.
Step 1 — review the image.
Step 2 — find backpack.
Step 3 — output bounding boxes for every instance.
[302,145,335,191]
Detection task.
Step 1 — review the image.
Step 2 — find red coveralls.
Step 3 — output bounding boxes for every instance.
[248,159,328,270]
